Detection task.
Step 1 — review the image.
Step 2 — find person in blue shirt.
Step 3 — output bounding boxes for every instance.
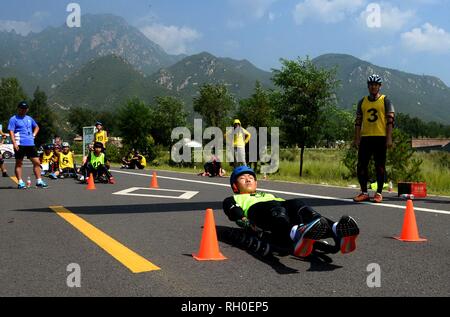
[8,101,48,189]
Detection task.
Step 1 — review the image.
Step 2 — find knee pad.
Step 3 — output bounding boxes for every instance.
[297,205,321,225]
[271,207,290,225]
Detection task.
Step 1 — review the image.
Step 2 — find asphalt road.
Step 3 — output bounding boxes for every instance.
[0,161,449,297]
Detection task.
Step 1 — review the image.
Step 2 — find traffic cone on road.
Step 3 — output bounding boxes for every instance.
[394,200,427,242]
[193,209,227,261]
[150,171,159,188]
[86,173,96,190]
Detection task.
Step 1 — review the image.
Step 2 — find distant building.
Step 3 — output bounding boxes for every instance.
[412,138,450,152]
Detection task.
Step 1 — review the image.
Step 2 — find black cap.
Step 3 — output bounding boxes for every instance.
[18,101,29,109]
[94,142,104,149]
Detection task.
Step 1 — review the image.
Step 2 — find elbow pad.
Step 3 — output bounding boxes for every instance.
[227,205,244,221]
[386,115,395,127]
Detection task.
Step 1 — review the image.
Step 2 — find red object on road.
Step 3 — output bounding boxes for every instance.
[398,182,427,198]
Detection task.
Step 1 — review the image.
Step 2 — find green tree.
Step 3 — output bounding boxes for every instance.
[66,107,117,137]
[67,107,98,136]
[117,98,153,155]
[29,87,57,146]
[396,113,450,138]
[0,78,27,127]
[387,129,423,182]
[193,83,235,128]
[272,57,338,176]
[319,104,354,146]
[237,81,277,128]
[151,96,187,148]
[95,111,117,136]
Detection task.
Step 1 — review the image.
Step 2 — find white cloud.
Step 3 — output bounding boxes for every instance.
[140,24,202,55]
[0,11,48,36]
[401,23,450,54]
[0,20,35,35]
[293,0,365,25]
[228,0,278,19]
[361,45,393,61]
[359,3,415,31]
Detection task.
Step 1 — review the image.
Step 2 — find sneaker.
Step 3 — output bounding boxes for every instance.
[293,218,329,258]
[353,193,370,203]
[373,193,383,203]
[18,180,26,189]
[2,171,8,177]
[108,176,116,184]
[49,173,58,180]
[36,180,48,188]
[335,216,360,254]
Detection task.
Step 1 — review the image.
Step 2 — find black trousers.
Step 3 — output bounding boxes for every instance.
[129,159,145,170]
[247,199,335,244]
[80,163,111,179]
[357,136,387,193]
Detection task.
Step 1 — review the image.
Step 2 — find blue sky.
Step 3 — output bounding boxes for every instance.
[1,0,450,85]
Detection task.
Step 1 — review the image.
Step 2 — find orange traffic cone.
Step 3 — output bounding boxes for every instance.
[394,200,427,242]
[86,173,96,190]
[150,171,159,188]
[193,209,227,261]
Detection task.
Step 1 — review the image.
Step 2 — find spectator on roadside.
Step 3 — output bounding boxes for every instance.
[94,121,108,150]
[129,150,147,170]
[121,149,135,169]
[8,101,48,189]
[225,119,251,167]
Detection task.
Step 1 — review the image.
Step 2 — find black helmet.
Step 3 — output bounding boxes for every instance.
[44,144,54,150]
[367,74,383,85]
[230,166,256,193]
[94,142,104,149]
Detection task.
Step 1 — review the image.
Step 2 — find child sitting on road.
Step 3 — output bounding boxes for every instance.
[48,144,61,179]
[79,142,115,184]
[122,150,146,170]
[56,142,77,179]
[199,155,226,177]
[223,166,360,258]
[39,144,55,176]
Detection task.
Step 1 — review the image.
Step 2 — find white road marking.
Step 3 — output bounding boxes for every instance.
[112,170,450,215]
[112,187,198,200]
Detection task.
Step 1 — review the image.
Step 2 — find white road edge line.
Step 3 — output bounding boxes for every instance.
[112,170,450,215]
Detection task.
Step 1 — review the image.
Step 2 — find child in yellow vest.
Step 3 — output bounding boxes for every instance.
[94,121,108,150]
[58,142,77,178]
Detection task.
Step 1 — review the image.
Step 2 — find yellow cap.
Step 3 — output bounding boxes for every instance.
[233,119,241,125]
